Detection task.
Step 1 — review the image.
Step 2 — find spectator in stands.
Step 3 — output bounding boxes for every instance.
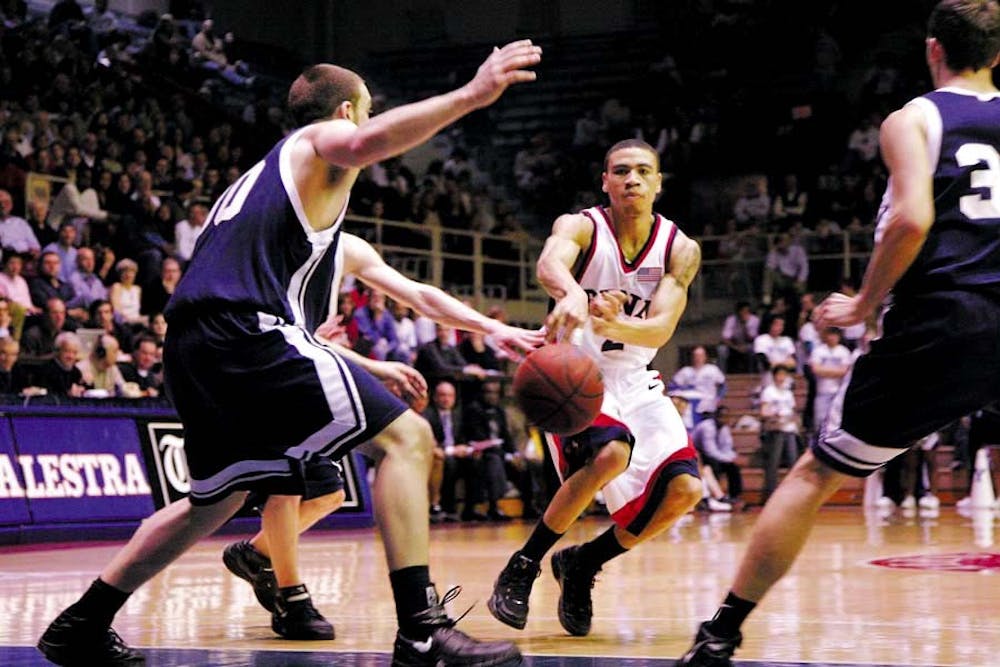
[25,197,57,249]
[753,316,796,374]
[846,111,881,166]
[110,258,145,327]
[458,329,500,402]
[770,173,808,230]
[759,365,800,504]
[67,247,109,319]
[0,188,41,259]
[388,298,417,365]
[763,232,808,308]
[719,300,759,374]
[79,332,124,396]
[21,297,77,363]
[148,312,167,358]
[42,221,78,283]
[692,406,743,503]
[119,336,162,397]
[423,380,482,522]
[47,0,85,35]
[174,200,208,265]
[415,323,486,396]
[733,178,771,229]
[672,345,727,421]
[808,327,851,437]
[141,256,182,318]
[85,0,123,48]
[30,250,76,311]
[32,329,83,397]
[86,298,133,357]
[0,336,29,394]
[463,379,515,522]
[0,252,37,315]
[0,297,18,340]
[353,288,399,362]
[48,169,112,239]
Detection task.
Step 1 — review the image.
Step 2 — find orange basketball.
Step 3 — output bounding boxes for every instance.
[512,343,604,435]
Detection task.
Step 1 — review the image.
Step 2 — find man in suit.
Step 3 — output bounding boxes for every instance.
[423,380,484,521]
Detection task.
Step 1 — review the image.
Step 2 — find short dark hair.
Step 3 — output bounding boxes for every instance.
[603,139,659,172]
[288,64,365,127]
[929,0,1000,71]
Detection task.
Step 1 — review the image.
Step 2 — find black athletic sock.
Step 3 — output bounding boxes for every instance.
[520,520,563,562]
[65,578,131,627]
[574,527,628,570]
[389,565,435,640]
[707,591,757,638]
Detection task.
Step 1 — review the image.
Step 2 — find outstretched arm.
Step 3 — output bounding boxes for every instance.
[302,41,542,169]
[592,232,701,349]
[537,213,594,342]
[341,234,543,357]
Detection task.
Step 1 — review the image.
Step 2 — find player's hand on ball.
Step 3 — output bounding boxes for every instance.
[466,39,542,109]
[813,292,868,329]
[544,288,589,343]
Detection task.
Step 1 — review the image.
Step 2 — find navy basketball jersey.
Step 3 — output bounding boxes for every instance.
[165,128,346,333]
[883,88,1000,297]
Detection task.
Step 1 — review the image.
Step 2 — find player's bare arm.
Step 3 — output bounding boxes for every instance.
[305,41,541,170]
[591,231,700,349]
[538,213,595,342]
[340,233,543,357]
[815,106,934,329]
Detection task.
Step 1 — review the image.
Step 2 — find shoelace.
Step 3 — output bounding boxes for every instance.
[413,586,474,628]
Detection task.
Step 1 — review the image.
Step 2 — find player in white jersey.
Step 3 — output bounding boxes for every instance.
[489,139,703,637]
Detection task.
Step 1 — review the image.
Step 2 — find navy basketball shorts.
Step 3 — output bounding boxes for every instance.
[247,457,345,512]
[814,291,1000,477]
[164,311,407,505]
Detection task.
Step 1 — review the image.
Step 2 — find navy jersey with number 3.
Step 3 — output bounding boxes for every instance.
[165,128,344,333]
[885,88,1000,297]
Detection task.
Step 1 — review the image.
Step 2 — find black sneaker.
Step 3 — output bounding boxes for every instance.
[486,551,541,630]
[676,621,742,666]
[392,587,521,667]
[550,546,599,636]
[271,585,335,640]
[37,610,145,666]
[223,540,277,613]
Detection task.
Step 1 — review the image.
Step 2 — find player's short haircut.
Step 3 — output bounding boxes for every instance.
[288,64,365,127]
[603,139,659,173]
[929,0,1000,71]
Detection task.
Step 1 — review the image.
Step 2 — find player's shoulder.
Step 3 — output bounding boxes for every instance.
[551,211,597,243]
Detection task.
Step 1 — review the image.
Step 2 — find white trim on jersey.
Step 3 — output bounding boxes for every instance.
[190,459,296,500]
[257,313,368,460]
[937,85,1000,102]
[278,128,347,243]
[907,96,943,173]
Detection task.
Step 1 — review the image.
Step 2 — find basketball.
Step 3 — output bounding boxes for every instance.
[513,343,604,435]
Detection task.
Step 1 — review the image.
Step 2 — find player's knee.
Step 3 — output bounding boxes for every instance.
[592,440,630,481]
[671,474,704,510]
[381,410,434,463]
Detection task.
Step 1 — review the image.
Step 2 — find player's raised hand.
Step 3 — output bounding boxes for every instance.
[465,39,542,109]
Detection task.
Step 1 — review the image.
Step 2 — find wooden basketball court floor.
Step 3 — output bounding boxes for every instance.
[2,507,999,667]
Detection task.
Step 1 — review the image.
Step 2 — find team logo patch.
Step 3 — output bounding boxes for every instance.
[637,267,662,283]
[869,552,1000,572]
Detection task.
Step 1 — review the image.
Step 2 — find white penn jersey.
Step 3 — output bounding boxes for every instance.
[574,205,678,369]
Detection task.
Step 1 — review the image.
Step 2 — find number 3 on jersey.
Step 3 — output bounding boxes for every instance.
[206,160,266,226]
[957,143,1000,220]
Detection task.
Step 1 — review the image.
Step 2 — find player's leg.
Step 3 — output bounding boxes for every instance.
[366,409,521,666]
[552,469,702,637]
[38,493,247,666]
[488,432,631,630]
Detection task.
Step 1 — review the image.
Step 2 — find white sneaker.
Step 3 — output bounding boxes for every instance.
[707,497,733,512]
[918,494,940,510]
[875,496,896,509]
[956,496,973,510]
[900,495,916,510]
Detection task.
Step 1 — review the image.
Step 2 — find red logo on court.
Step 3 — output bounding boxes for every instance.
[869,552,1000,572]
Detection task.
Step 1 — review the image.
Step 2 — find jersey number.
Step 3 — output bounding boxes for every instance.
[206,161,265,226]
[601,340,624,353]
[957,143,1000,220]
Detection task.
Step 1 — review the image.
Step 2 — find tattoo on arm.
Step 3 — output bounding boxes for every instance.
[672,240,701,288]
